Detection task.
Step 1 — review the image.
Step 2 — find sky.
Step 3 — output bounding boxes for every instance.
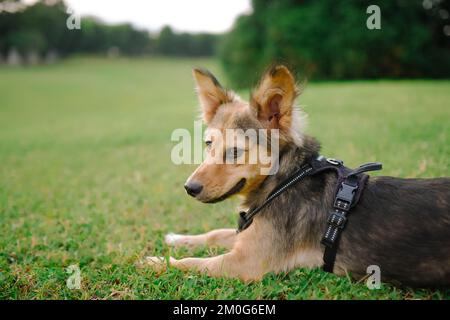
[57,0,252,33]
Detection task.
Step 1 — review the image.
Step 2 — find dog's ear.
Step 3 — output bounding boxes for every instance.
[193,68,233,124]
[251,65,298,130]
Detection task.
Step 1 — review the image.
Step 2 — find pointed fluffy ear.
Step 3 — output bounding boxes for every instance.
[193,68,233,124]
[251,65,298,130]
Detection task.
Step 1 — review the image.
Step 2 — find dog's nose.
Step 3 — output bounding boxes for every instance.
[184,182,203,197]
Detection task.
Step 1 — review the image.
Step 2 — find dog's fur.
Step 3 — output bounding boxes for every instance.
[146,65,450,287]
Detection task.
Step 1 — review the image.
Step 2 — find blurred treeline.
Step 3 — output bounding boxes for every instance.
[220,0,450,87]
[1,0,449,85]
[0,0,218,58]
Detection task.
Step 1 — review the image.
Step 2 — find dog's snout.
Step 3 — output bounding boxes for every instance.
[184,182,203,197]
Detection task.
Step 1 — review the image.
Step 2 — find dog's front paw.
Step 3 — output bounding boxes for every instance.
[142,256,176,272]
[165,233,206,248]
[165,233,185,247]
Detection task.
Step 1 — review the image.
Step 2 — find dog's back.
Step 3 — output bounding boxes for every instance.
[338,176,450,287]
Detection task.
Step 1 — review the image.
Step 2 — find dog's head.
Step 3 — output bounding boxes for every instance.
[185,65,305,203]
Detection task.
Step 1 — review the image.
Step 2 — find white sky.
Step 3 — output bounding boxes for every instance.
[58,0,252,33]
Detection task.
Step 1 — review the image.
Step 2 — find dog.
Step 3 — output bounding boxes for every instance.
[146,65,450,287]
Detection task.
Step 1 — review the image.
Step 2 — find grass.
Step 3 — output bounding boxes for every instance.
[0,56,449,300]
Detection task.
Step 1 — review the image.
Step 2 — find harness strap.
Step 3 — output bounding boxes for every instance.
[321,162,382,273]
[236,155,382,274]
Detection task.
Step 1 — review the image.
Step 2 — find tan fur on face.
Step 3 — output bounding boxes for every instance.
[187,122,265,202]
[188,65,304,202]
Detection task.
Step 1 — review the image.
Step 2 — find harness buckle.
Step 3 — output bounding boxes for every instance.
[327,211,347,229]
[334,181,358,207]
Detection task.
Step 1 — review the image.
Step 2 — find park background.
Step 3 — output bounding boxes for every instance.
[0,0,449,299]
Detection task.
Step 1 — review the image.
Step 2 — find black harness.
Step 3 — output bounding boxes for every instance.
[237,155,382,273]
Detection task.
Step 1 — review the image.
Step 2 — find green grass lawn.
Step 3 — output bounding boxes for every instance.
[0,57,449,300]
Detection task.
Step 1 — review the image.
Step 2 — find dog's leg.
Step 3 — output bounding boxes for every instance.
[146,251,264,282]
[148,222,276,281]
[165,228,237,249]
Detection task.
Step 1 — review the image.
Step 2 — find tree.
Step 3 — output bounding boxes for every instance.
[220,0,450,87]
[0,0,220,59]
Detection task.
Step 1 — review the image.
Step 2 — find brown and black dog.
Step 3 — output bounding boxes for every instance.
[146,65,450,287]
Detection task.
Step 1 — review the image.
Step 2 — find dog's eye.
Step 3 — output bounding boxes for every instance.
[205,141,212,148]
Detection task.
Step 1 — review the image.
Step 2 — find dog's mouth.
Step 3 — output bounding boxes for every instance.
[204,178,246,204]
